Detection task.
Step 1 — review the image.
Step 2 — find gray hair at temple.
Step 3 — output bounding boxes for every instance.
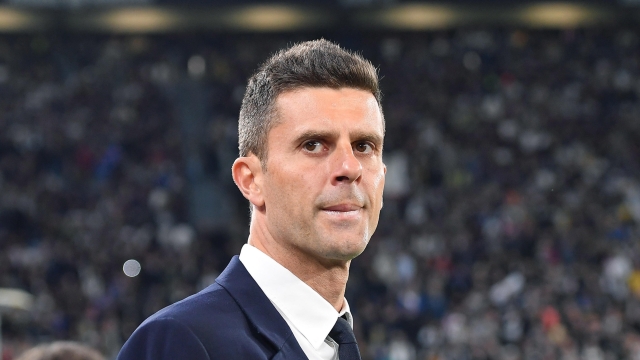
[238,39,383,168]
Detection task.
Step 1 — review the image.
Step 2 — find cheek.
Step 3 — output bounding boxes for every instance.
[269,167,314,210]
[372,168,386,198]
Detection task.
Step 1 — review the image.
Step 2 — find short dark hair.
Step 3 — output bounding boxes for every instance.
[238,39,383,165]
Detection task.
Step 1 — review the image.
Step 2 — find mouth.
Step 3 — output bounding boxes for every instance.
[320,204,364,221]
[322,204,362,212]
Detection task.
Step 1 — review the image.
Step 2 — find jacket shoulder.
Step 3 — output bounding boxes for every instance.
[118,283,277,360]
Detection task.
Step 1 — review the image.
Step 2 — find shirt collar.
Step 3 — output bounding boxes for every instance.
[239,244,352,349]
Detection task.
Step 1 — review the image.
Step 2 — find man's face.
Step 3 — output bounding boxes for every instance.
[259,87,386,264]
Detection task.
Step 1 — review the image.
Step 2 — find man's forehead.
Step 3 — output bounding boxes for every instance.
[267,87,385,147]
[273,87,382,123]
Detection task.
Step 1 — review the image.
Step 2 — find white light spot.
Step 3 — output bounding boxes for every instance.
[188,55,206,78]
[123,259,141,277]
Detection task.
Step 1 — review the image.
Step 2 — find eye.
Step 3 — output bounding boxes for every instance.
[303,141,323,153]
[354,142,374,154]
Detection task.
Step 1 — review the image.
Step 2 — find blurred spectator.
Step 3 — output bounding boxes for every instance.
[15,341,104,360]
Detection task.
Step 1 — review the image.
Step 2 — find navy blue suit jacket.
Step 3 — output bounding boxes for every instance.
[117,256,308,359]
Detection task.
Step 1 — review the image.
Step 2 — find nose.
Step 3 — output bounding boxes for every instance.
[331,143,362,184]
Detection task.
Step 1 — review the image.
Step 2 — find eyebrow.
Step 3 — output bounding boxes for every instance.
[353,132,384,147]
[293,130,384,147]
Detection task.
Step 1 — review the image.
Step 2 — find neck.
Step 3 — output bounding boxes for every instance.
[248,221,350,311]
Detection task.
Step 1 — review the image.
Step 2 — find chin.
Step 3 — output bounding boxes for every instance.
[321,251,364,263]
[321,236,369,261]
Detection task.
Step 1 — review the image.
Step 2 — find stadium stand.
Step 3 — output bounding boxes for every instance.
[1,29,640,359]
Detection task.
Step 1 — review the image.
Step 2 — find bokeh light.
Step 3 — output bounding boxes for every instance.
[123,259,142,277]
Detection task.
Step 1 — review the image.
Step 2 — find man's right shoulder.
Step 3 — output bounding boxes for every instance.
[117,282,274,360]
[148,281,240,326]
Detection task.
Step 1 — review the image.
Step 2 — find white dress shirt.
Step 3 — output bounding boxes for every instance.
[239,244,353,360]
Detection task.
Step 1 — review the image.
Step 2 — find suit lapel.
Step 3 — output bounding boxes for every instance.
[215,256,308,359]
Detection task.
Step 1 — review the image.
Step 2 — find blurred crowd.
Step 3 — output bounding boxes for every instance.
[1,29,640,360]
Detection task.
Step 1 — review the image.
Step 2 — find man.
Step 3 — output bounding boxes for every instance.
[117,39,386,360]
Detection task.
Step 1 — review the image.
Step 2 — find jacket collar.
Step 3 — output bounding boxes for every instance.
[215,256,308,359]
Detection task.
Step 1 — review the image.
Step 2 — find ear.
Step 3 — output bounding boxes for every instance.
[232,155,265,208]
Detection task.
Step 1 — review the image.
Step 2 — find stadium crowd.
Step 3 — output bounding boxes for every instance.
[1,29,640,359]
